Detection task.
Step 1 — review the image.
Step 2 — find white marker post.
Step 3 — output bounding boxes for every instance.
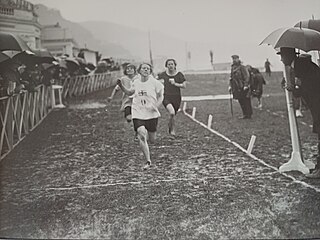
[182,102,187,112]
[246,135,256,154]
[191,107,196,118]
[207,114,213,129]
[279,65,309,174]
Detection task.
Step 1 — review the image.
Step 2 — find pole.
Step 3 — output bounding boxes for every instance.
[229,92,233,117]
[279,64,309,174]
[185,42,188,71]
[148,30,153,66]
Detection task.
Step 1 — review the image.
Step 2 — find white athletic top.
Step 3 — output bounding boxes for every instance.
[131,75,164,120]
[115,75,138,111]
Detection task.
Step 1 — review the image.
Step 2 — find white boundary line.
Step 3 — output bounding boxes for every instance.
[183,111,320,193]
[36,171,277,191]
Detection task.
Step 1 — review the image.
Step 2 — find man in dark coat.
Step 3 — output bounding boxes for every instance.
[248,66,266,109]
[279,47,320,178]
[229,55,252,119]
[264,58,272,77]
[294,54,320,178]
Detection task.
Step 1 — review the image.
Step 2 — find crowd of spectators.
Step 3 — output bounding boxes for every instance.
[0,52,122,98]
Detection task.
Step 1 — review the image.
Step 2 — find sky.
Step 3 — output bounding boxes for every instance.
[28,0,320,70]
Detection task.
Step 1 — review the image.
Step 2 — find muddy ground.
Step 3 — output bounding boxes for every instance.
[0,73,320,239]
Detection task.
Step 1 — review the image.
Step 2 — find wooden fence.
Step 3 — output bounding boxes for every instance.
[62,72,119,98]
[0,72,119,160]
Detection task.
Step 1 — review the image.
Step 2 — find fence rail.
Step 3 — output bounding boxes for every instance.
[0,72,119,160]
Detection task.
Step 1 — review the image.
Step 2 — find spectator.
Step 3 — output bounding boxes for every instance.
[248,66,266,109]
[294,53,320,178]
[0,61,25,96]
[264,58,272,77]
[229,55,252,119]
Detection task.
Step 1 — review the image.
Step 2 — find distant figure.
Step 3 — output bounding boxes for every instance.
[264,58,272,77]
[158,59,186,136]
[248,66,266,109]
[229,55,252,119]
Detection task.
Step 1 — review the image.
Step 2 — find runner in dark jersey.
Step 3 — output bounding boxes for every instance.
[158,59,186,136]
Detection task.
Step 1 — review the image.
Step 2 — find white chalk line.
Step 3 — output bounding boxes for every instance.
[183,111,320,193]
[36,171,277,191]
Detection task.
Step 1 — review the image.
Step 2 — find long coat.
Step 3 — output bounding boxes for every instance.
[230,63,250,99]
[294,57,320,134]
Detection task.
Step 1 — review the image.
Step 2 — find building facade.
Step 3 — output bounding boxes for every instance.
[40,23,80,57]
[0,0,41,49]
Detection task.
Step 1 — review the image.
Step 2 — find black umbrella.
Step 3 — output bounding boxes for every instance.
[0,32,31,51]
[86,62,96,71]
[42,61,59,70]
[32,49,55,63]
[295,20,320,32]
[10,49,54,66]
[64,58,80,72]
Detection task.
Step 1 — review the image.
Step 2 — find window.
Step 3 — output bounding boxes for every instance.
[0,7,14,15]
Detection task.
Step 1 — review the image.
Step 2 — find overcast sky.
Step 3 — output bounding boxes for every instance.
[28,0,320,70]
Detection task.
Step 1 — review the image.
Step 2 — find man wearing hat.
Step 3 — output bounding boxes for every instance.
[229,55,252,119]
[295,53,320,178]
[279,47,320,178]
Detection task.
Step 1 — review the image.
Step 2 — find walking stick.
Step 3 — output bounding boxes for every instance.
[229,92,233,117]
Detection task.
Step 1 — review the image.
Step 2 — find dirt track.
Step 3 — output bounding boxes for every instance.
[0,88,320,239]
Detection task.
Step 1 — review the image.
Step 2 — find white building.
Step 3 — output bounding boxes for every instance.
[40,23,79,57]
[0,0,41,49]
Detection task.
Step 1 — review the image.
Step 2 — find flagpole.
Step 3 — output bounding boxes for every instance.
[148,30,153,66]
[185,42,188,71]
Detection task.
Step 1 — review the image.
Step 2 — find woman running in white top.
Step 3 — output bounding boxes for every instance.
[117,63,164,170]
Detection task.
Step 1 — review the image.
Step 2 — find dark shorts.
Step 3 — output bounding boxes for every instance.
[133,118,158,132]
[163,95,181,114]
[124,106,132,119]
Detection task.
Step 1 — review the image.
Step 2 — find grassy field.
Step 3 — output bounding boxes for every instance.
[183,71,319,178]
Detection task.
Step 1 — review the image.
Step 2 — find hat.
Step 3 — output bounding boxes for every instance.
[231,55,239,59]
[276,47,299,55]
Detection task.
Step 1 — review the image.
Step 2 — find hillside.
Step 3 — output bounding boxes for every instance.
[80,21,186,70]
[34,4,132,58]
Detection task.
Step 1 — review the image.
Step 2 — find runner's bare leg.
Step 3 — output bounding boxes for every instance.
[137,126,151,164]
[166,104,176,135]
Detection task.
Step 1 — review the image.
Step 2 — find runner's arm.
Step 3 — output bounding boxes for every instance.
[117,79,134,96]
[174,81,186,89]
[107,85,120,102]
[155,86,164,108]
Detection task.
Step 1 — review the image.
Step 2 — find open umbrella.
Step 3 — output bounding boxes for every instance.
[294,19,320,32]
[64,58,80,72]
[86,62,96,71]
[260,27,320,52]
[42,61,59,71]
[0,32,31,52]
[32,49,55,63]
[260,27,320,175]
